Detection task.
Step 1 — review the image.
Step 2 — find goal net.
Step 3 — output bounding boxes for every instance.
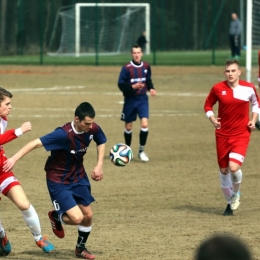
[48,3,150,56]
[246,0,260,82]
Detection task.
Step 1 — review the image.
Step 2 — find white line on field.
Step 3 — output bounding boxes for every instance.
[8,86,202,117]
[8,86,207,97]
[9,113,199,118]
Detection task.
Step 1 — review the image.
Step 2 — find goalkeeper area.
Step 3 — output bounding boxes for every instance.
[48,3,150,57]
[247,0,260,81]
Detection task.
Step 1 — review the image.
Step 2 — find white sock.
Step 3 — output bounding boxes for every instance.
[124,129,132,134]
[230,169,242,194]
[219,172,232,203]
[0,220,5,238]
[21,204,42,241]
[59,213,67,225]
[78,225,92,232]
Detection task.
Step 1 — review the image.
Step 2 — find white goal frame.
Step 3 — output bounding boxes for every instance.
[246,0,252,82]
[75,3,150,57]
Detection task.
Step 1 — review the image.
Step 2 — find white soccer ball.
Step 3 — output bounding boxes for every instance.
[110,143,133,167]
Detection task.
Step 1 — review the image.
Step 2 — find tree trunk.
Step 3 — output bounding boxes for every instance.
[1,0,7,54]
[193,0,198,50]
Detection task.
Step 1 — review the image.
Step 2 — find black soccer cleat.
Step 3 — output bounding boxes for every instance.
[223,204,233,216]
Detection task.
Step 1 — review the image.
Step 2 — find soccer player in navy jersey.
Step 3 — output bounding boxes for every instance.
[0,87,54,255]
[204,60,259,216]
[118,44,156,162]
[3,102,107,259]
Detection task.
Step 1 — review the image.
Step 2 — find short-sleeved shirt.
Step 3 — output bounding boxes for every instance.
[118,61,152,97]
[40,121,107,184]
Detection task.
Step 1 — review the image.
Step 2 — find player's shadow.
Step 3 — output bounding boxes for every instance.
[174,205,228,216]
[19,249,104,259]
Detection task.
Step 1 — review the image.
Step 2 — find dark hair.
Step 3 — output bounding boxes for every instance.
[75,102,95,121]
[225,59,240,68]
[132,44,142,52]
[195,234,252,260]
[0,87,13,103]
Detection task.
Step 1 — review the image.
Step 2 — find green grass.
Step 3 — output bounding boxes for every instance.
[0,49,257,66]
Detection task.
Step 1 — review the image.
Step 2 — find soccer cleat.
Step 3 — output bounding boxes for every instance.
[138,151,149,162]
[75,247,96,259]
[223,204,233,216]
[48,210,65,238]
[231,193,240,211]
[36,236,55,253]
[0,234,12,255]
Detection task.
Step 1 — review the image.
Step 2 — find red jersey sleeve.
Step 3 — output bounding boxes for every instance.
[0,129,17,146]
[0,117,20,146]
[204,85,218,117]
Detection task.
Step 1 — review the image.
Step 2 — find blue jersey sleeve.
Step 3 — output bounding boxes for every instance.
[118,66,135,96]
[40,128,67,151]
[93,125,107,145]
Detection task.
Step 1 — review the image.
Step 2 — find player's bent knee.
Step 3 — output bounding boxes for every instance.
[220,168,229,175]
[229,164,241,173]
[84,212,93,220]
[69,214,84,224]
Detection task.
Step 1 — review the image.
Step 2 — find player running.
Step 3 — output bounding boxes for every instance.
[204,60,259,216]
[3,102,106,259]
[0,87,54,255]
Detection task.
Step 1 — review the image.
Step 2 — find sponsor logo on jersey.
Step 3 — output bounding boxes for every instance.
[130,77,146,83]
[222,91,227,95]
[70,147,88,154]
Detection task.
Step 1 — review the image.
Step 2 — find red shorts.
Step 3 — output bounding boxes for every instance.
[216,136,250,168]
[0,173,20,195]
[0,150,20,195]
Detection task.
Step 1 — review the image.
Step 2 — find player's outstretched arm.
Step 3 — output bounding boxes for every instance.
[3,138,43,172]
[20,121,32,134]
[0,121,32,146]
[91,143,105,181]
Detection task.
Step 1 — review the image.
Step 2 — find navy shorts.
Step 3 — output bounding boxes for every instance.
[121,95,149,123]
[47,175,95,214]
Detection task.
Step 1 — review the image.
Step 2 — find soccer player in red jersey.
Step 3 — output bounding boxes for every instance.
[3,102,106,259]
[0,87,54,255]
[118,44,156,162]
[204,60,259,216]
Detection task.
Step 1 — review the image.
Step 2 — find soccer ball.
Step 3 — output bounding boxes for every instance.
[110,143,133,167]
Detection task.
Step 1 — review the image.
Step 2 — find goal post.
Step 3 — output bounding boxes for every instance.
[48,3,150,57]
[246,0,252,82]
[246,0,260,84]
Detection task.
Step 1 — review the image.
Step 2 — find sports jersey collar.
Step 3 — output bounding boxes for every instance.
[71,121,84,134]
[130,60,143,68]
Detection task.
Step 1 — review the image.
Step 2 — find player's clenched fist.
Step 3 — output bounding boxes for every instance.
[20,122,32,134]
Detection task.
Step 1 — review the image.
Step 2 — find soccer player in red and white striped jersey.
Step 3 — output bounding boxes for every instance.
[204,60,259,216]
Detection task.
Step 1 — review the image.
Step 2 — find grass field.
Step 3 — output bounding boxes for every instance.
[0,49,258,66]
[0,65,259,260]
